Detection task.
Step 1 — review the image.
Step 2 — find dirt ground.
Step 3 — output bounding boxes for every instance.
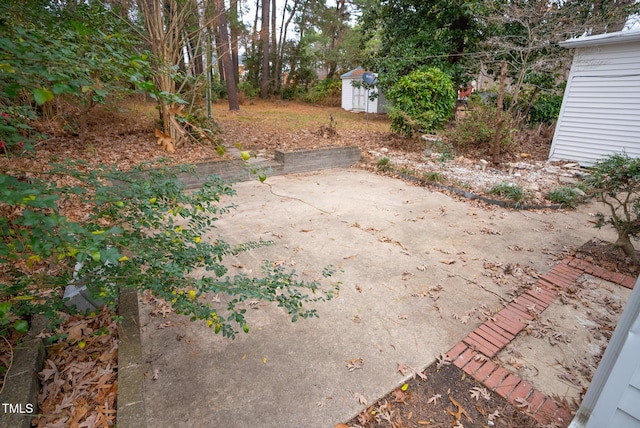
[3,99,636,428]
[346,363,540,428]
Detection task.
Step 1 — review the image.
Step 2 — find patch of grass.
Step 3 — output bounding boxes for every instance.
[377,156,393,172]
[212,100,390,133]
[398,167,416,176]
[423,171,446,183]
[449,178,472,190]
[488,181,526,205]
[430,140,456,163]
[547,186,588,208]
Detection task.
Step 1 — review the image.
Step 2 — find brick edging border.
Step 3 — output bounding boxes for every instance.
[445,257,637,427]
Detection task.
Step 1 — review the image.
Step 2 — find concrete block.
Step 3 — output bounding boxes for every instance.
[117,288,147,428]
[63,285,98,312]
[0,316,47,428]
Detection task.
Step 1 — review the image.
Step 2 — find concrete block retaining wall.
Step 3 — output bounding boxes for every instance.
[178,146,361,189]
[274,146,362,175]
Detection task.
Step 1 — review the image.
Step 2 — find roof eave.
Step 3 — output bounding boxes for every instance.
[560,30,640,48]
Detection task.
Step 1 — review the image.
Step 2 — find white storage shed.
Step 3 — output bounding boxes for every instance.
[340,67,387,114]
[548,30,640,166]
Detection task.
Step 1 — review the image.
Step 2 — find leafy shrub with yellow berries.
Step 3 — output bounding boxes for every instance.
[0,161,337,338]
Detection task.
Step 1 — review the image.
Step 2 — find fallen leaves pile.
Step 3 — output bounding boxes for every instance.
[346,362,540,428]
[32,307,118,428]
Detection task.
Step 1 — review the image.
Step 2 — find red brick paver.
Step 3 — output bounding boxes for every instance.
[453,347,477,369]
[473,359,497,383]
[441,258,636,427]
[495,374,520,398]
[484,366,509,390]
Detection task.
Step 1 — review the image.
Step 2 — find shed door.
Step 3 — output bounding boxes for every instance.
[353,86,367,112]
[586,314,640,427]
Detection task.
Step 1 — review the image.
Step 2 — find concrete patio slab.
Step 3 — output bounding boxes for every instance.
[137,168,619,428]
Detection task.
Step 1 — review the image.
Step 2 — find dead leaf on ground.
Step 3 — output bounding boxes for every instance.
[448,395,472,424]
[480,226,502,235]
[469,386,491,401]
[151,300,173,317]
[346,358,365,371]
[402,271,414,280]
[272,258,286,267]
[354,392,368,405]
[393,388,410,404]
[451,312,470,324]
[514,397,532,412]
[379,236,407,250]
[427,393,441,405]
[436,353,452,370]
[397,363,409,376]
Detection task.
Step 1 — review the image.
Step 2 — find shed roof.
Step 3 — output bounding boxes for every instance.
[560,29,640,48]
[340,67,366,79]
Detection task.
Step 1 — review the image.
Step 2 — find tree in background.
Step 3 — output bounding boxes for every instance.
[213,0,240,110]
[0,1,143,145]
[474,0,640,162]
[359,0,483,91]
[260,0,271,97]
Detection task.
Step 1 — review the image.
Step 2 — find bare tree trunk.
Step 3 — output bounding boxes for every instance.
[278,0,299,90]
[139,0,185,146]
[491,61,507,165]
[229,0,240,84]
[271,0,278,91]
[260,0,270,98]
[215,0,240,110]
[213,22,226,83]
[326,0,346,78]
[615,234,637,260]
[287,3,308,87]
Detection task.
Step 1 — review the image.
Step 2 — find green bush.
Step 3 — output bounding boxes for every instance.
[0,162,338,338]
[445,103,517,154]
[303,78,342,106]
[0,106,42,155]
[526,93,563,125]
[385,68,456,138]
[238,81,259,100]
[585,153,640,259]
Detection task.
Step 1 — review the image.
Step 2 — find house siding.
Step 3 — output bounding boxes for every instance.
[583,316,640,428]
[569,273,640,428]
[548,40,640,166]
